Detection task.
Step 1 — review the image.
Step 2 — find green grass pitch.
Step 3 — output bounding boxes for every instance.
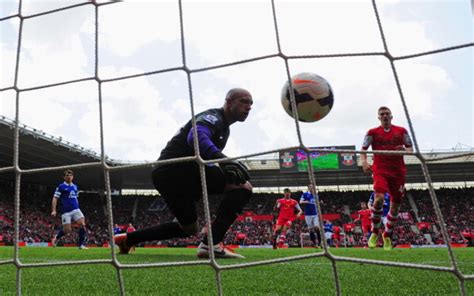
[0,247,472,295]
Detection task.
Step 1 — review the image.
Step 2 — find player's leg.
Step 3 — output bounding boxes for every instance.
[201,180,252,247]
[278,222,291,248]
[117,204,195,254]
[364,226,372,248]
[305,215,316,246]
[382,176,405,250]
[363,225,372,238]
[310,216,321,247]
[197,166,251,258]
[72,210,88,249]
[371,193,385,234]
[313,216,322,247]
[62,213,73,234]
[308,228,316,246]
[369,174,389,248]
[52,212,72,246]
[125,195,196,243]
[273,224,283,249]
[115,164,200,254]
[52,226,66,247]
[335,234,341,247]
[325,231,332,247]
[315,226,322,247]
[51,229,61,247]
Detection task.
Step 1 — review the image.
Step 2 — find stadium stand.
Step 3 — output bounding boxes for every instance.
[1,179,472,248]
[0,118,472,248]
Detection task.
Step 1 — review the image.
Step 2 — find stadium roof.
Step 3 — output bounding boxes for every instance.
[1,116,473,191]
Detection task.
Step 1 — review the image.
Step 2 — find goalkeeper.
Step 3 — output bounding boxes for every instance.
[115,88,253,259]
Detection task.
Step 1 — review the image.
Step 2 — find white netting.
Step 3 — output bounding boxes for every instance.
[0,0,472,295]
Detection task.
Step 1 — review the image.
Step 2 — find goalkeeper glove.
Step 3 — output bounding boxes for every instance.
[220,161,250,185]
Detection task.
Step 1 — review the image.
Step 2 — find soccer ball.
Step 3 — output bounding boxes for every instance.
[281,72,334,122]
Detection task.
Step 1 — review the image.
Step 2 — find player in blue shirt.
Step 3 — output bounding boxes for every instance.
[299,184,322,247]
[368,192,390,226]
[323,221,333,247]
[363,192,391,243]
[113,224,122,235]
[51,169,88,249]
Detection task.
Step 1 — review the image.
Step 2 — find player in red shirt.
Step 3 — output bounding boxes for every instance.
[343,223,355,246]
[361,106,413,250]
[126,223,135,233]
[354,201,372,239]
[272,188,302,249]
[332,223,342,248]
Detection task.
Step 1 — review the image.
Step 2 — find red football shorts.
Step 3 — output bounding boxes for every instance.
[361,224,371,234]
[332,234,341,240]
[373,173,405,203]
[276,217,294,227]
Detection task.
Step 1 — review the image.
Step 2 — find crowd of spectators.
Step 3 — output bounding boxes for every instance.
[0,179,472,248]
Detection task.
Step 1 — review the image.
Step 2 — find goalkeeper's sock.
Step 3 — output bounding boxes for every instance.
[202,189,252,245]
[126,222,188,246]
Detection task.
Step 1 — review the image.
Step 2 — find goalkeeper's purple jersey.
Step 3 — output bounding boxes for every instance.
[53,182,80,214]
[159,108,230,161]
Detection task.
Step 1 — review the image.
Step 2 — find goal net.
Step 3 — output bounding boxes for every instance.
[0,0,472,295]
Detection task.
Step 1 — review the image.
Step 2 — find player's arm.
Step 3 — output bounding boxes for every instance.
[315,193,323,205]
[361,132,373,174]
[274,200,281,212]
[299,194,309,205]
[402,130,414,152]
[328,224,334,232]
[273,201,281,219]
[396,129,414,152]
[187,122,220,160]
[51,196,58,217]
[295,203,303,217]
[353,213,360,224]
[51,186,61,217]
[404,129,414,152]
[187,123,249,185]
[395,145,413,152]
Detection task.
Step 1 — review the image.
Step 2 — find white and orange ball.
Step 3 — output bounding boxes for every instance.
[281,72,334,122]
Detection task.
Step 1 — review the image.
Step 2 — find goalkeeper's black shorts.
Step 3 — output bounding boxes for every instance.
[152,163,226,225]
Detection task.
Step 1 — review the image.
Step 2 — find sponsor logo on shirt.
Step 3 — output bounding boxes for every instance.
[203,114,218,125]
